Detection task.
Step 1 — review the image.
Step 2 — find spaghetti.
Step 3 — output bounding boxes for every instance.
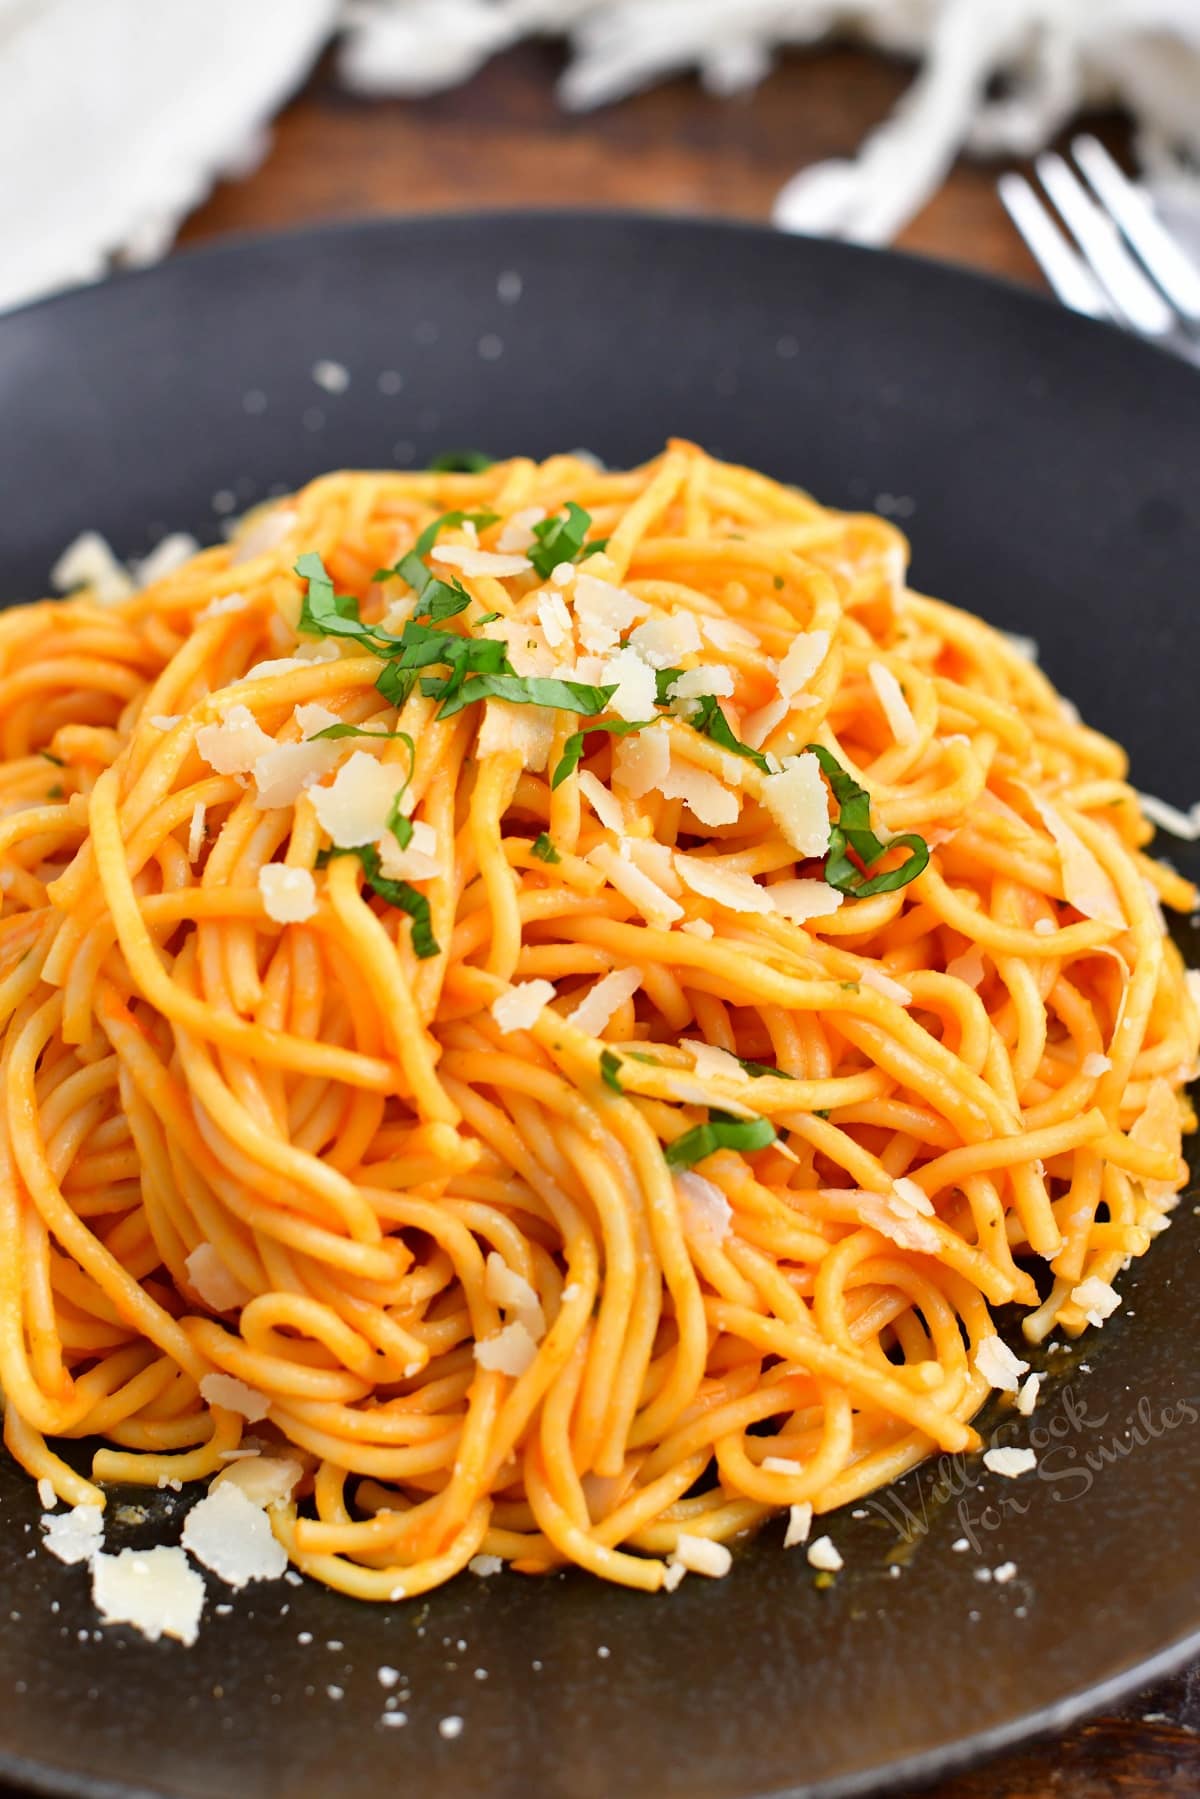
[1,443,1195,1598]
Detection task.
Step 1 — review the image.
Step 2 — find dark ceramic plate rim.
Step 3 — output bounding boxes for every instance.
[1,211,1198,1799]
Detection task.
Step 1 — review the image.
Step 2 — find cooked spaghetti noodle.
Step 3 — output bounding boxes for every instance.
[1,443,1195,1599]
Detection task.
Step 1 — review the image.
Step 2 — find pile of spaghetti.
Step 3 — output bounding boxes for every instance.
[1,443,1195,1599]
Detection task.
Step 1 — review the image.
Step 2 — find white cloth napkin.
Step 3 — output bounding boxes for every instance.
[4,0,1200,313]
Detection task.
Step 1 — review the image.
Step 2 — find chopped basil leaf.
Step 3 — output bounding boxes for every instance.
[599,1048,624,1093]
[320,845,439,956]
[685,694,772,774]
[804,743,929,897]
[475,610,501,625]
[531,832,561,864]
[664,1109,777,1169]
[385,791,414,852]
[550,718,650,789]
[653,668,686,705]
[307,723,415,744]
[428,449,494,473]
[773,576,784,591]
[296,551,394,650]
[47,784,64,800]
[432,673,617,722]
[527,502,603,579]
[735,1057,795,1081]
[628,1051,659,1065]
[39,750,65,767]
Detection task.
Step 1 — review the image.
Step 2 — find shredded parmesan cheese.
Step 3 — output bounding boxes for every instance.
[474,1320,539,1376]
[974,1335,1030,1393]
[1070,1275,1122,1325]
[868,661,919,746]
[676,854,773,914]
[982,1446,1037,1478]
[668,1534,732,1578]
[761,752,831,858]
[1034,798,1125,928]
[806,1535,843,1572]
[491,980,555,1035]
[199,1373,272,1423]
[311,751,409,848]
[92,1547,205,1645]
[431,544,531,579]
[784,1503,814,1548]
[185,1244,250,1313]
[257,865,317,925]
[676,1171,733,1241]
[181,1481,289,1588]
[566,967,642,1036]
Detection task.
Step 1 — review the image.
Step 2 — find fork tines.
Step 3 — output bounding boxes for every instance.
[999,135,1200,340]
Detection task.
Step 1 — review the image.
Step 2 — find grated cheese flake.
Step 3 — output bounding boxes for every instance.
[1033,797,1125,929]
[42,1504,104,1566]
[777,630,830,701]
[761,752,830,859]
[784,1503,814,1548]
[491,979,555,1035]
[1070,1275,1122,1325]
[868,661,919,746]
[860,966,913,1004]
[378,820,439,883]
[51,531,134,603]
[1082,1051,1112,1078]
[982,1446,1037,1478]
[468,1554,503,1577]
[186,803,207,864]
[199,1373,272,1423]
[853,1189,941,1255]
[598,646,658,722]
[566,967,642,1037]
[806,1536,843,1572]
[536,591,573,648]
[572,573,647,653]
[474,1320,539,1376]
[681,1040,749,1083]
[629,612,701,668]
[974,1335,1030,1393]
[196,705,274,777]
[497,507,545,553]
[181,1481,289,1588]
[762,1457,803,1476]
[257,865,317,925]
[477,698,556,774]
[484,1251,546,1339]
[669,1534,732,1578]
[768,878,843,923]
[92,1546,205,1644]
[676,854,773,915]
[231,505,298,565]
[135,534,200,587]
[431,544,531,579]
[676,1171,733,1242]
[659,756,740,828]
[577,769,626,834]
[311,751,409,848]
[589,842,684,927]
[681,918,715,939]
[1016,1372,1043,1417]
[613,722,670,798]
[214,1455,303,1509]
[667,665,736,702]
[185,1243,249,1312]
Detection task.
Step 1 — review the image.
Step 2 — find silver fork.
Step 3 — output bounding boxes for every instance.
[998,135,1200,361]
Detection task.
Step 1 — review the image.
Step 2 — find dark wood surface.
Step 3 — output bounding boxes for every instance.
[178,40,1198,1799]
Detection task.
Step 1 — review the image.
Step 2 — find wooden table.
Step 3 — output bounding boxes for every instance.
[182,40,1199,1799]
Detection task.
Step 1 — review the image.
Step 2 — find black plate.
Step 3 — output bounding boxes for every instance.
[1,214,1198,1799]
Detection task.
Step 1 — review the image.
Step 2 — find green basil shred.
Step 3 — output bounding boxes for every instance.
[531,833,561,864]
[664,1110,777,1169]
[804,744,929,897]
[318,845,439,957]
[599,1049,624,1094]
